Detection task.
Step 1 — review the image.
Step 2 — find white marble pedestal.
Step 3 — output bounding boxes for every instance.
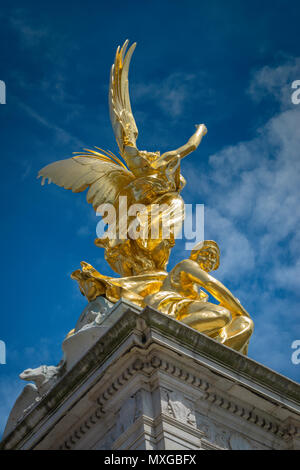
[1,299,300,450]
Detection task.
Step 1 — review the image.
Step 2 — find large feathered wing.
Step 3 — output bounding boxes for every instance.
[38,149,135,210]
[109,40,139,155]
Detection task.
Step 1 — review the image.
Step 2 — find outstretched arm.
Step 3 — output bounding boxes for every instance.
[151,124,207,169]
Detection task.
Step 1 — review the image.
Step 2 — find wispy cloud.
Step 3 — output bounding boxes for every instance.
[6,9,86,131]
[8,8,49,48]
[248,56,300,109]
[19,101,85,148]
[20,160,32,181]
[133,72,214,119]
[77,225,91,237]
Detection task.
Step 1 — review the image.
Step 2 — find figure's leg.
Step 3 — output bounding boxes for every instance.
[221,315,254,354]
[178,302,232,337]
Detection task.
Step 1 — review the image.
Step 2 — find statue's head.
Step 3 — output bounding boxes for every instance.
[190,240,220,272]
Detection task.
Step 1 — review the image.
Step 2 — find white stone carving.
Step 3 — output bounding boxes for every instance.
[161,388,196,427]
[74,296,114,332]
[196,413,257,450]
[20,364,62,395]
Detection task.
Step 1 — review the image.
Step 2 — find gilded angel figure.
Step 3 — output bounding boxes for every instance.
[39,40,207,277]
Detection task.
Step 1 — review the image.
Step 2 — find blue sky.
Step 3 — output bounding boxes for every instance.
[0,0,300,437]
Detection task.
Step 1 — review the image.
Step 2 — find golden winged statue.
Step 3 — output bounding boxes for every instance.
[38,40,254,354]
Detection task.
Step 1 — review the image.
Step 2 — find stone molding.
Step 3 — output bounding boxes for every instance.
[59,353,299,450]
[1,302,299,450]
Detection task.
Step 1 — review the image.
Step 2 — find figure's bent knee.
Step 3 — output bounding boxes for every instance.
[223,315,254,354]
[242,316,254,333]
[183,304,232,331]
[215,306,232,326]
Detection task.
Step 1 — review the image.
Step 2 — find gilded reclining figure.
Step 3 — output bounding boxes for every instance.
[71,240,253,354]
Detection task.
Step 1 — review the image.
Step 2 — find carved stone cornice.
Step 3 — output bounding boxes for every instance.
[1,303,300,450]
[59,353,299,450]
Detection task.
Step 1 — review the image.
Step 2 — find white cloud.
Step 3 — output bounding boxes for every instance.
[9,9,49,48]
[205,207,255,280]
[134,72,214,119]
[19,101,85,148]
[20,160,32,181]
[6,9,86,132]
[272,259,300,292]
[248,56,300,108]
[196,104,300,286]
